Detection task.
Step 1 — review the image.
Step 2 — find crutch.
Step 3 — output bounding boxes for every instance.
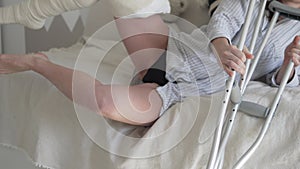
[212,1,269,168]
[233,1,300,168]
[206,1,300,169]
[206,1,257,168]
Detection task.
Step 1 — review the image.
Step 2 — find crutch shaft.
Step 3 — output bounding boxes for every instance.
[233,60,294,169]
[244,11,280,89]
[240,0,268,92]
[234,1,300,166]
[217,0,268,164]
[215,1,269,168]
[232,11,279,168]
[206,1,257,169]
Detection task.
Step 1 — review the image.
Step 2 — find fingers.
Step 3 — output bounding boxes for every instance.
[224,65,234,77]
[231,46,247,62]
[222,53,245,74]
[289,48,300,66]
[0,54,13,74]
[243,46,254,59]
[221,45,249,76]
[285,36,300,67]
[293,35,300,45]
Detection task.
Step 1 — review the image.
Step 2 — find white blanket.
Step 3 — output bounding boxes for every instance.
[0,40,299,169]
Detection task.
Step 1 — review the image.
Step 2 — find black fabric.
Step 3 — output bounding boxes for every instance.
[208,0,220,17]
[142,52,169,86]
[142,68,168,86]
[208,0,217,6]
[266,0,277,21]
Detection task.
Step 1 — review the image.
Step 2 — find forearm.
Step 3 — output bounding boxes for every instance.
[211,37,252,76]
[275,62,295,85]
[275,36,300,85]
[211,37,231,55]
[206,0,248,42]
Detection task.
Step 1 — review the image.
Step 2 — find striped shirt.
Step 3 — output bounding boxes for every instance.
[205,0,300,86]
[156,0,300,115]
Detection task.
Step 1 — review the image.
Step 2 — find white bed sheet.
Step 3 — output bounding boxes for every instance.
[0,40,299,169]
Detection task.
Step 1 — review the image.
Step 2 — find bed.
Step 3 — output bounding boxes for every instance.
[0,1,299,169]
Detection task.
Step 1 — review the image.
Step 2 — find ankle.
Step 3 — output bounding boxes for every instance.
[28,53,49,71]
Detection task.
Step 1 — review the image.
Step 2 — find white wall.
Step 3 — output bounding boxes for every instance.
[1,0,26,54]
[0,0,1,53]
[1,0,87,54]
[0,3,37,169]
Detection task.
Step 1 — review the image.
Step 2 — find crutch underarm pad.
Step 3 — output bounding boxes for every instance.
[269,1,300,21]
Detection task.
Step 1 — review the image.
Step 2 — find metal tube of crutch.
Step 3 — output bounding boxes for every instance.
[214,104,239,169]
[215,1,300,168]
[206,75,235,169]
[206,1,257,169]
[214,1,269,168]
[231,11,279,169]
[244,11,280,92]
[216,151,224,169]
[240,0,268,92]
[233,60,295,169]
[233,1,300,167]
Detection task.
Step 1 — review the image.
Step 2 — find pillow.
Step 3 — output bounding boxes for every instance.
[169,0,189,16]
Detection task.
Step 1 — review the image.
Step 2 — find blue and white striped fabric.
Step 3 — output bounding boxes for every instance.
[206,0,300,85]
[156,0,300,115]
[156,28,227,115]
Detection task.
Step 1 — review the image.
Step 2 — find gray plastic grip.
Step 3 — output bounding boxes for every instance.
[239,101,269,118]
[230,81,242,104]
[269,1,300,21]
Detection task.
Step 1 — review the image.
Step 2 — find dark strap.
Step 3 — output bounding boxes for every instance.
[142,51,169,86]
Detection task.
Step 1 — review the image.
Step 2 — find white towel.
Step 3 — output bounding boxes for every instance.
[0,0,170,29]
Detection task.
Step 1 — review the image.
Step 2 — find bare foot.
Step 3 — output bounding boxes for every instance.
[0,53,48,74]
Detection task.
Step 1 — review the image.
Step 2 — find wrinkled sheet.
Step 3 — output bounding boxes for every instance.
[0,40,299,169]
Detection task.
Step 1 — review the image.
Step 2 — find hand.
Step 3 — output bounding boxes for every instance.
[276,35,300,84]
[284,36,300,67]
[0,53,48,74]
[211,37,253,76]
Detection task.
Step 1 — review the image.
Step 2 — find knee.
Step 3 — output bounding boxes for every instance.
[97,98,115,118]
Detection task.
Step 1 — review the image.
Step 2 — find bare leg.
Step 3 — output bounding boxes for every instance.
[115,15,169,77]
[0,54,162,125]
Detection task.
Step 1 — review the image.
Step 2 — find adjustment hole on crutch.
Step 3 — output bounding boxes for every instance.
[233,109,236,111]
[223,101,226,103]
[226,90,229,92]
[230,120,232,122]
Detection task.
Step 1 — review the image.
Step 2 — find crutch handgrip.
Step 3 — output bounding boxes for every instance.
[230,81,242,104]
[239,101,269,118]
[269,1,300,21]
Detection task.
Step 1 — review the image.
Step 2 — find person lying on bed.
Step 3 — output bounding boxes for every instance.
[0,0,300,126]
